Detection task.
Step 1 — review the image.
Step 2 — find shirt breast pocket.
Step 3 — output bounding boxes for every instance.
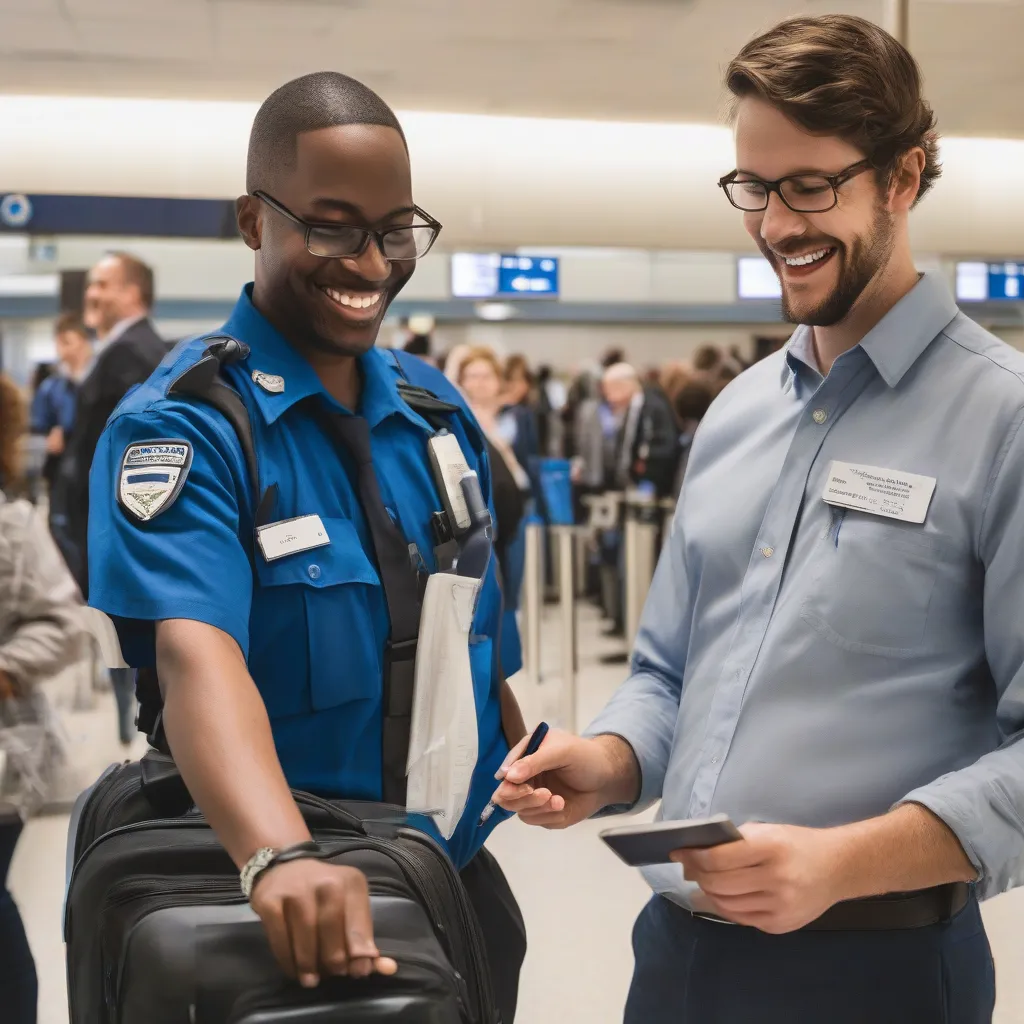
[800,511,940,658]
[250,518,383,719]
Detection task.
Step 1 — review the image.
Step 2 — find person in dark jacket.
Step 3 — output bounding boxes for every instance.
[55,253,165,598]
[603,363,680,499]
[52,253,164,747]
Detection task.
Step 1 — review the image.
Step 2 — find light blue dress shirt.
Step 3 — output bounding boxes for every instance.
[587,273,1024,905]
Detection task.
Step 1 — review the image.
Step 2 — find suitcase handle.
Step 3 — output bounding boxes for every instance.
[139,750,369,835]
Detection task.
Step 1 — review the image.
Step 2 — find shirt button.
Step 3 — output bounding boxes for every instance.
[307,564,321,580]
[812,408,829,425]
[710,756,719,765]
[761,545,774,558]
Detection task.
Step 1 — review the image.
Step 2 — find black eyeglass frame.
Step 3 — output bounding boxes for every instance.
[250,190,442,260]
[717,159,875,213]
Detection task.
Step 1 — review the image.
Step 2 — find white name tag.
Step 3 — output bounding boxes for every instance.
[256,514,330,562]
[823,461,936,524]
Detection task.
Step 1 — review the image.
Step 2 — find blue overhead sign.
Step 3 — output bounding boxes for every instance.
[956,261,1024,302]
[451,252,560,299]
[0,193,238,238]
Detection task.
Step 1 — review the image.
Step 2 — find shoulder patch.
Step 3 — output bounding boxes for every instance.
[117,439,193,523]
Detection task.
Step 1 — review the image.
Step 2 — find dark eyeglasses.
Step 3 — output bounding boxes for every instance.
[718,159,874,213]
[251,191,442,260]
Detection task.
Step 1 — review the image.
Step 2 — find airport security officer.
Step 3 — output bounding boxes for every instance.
[87,72,527,1019]
[496,16,1020,1024]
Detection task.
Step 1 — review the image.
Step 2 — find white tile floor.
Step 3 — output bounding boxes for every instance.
[9,605,1024,1023]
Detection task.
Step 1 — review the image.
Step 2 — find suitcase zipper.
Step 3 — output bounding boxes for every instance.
[394,830,498,1024]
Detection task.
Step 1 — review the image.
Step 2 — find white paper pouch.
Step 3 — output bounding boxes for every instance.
[406,572,481,839]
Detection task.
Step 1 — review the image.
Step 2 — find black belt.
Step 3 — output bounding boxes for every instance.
[691,882,970,931]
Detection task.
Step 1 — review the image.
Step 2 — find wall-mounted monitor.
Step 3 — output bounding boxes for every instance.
[737,256,782,299]
[451,253,559,300]
[956,261,1023,302]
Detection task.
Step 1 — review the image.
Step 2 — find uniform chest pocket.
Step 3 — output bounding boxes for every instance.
[249,518,384,719]
[800,511,941,658]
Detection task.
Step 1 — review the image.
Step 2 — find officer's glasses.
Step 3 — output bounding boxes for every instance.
[718,159,874,213]
[251,191,442,260]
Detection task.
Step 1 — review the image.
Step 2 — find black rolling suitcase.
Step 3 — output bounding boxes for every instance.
[65,752,499,1024]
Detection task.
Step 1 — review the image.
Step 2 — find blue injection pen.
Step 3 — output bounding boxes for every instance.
[479,721,550,826]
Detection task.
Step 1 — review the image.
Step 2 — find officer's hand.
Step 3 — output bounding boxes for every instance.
[491,730,640,829]
[250,859,398,986]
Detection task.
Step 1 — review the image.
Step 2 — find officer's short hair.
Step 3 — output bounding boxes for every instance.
[247,72,407,194]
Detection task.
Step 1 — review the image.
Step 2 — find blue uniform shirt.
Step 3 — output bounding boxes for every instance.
[89,285,513,868]
[587,273,1024,905]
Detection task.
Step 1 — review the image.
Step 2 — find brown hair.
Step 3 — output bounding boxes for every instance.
[726,15,941,204]
[108,251,155,309]
[56,311,88,337]
[457,346,504,385]
[0,374,27,489]
[504,353,533,386]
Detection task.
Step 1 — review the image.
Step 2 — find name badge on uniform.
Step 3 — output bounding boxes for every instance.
[427,432,472,533]
[256,514,330,562]
[822,461,936,524]
[118,440,193,523]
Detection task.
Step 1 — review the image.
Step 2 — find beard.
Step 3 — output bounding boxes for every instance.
[761,205,896,327]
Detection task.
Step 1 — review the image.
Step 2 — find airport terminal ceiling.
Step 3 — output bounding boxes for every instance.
[1,0,1023,136]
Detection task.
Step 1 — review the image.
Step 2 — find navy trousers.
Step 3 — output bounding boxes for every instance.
[0,815,37,1024]
[625,894,995,1024]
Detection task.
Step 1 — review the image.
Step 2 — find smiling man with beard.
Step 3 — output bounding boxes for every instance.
[493,15,1024,1023]
[85,72,527,1020]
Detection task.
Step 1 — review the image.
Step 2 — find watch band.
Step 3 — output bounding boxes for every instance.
[240,840,324,900]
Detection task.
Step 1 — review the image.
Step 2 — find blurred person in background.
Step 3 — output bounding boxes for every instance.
[401,331,433,364]
[0,373,84,1024]
[499,354,541,473]
[23,364,56,504]
[442,342,472,387]
[600,347,626,371]
[603,362,679,498]
[659,360,693,407]
[458,348,529,596]
[53,252,164,747]
[670,379,714,497]
[29,316,94,502]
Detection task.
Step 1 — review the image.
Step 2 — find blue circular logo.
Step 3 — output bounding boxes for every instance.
[0,194,33,228]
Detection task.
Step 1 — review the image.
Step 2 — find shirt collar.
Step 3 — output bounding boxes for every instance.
[780,272,959,393]
[222,284,428,431]
[102,313,146,346]
[858,272,959,388]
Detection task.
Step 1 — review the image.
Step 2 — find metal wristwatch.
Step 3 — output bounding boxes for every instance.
[240,847,277,900]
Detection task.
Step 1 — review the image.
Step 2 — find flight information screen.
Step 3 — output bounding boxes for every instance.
[956,261,1024,302]
[451,253,560,299]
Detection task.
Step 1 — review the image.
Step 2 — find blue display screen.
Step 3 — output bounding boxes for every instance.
[956,261,1024,302]
[451,253,560,299]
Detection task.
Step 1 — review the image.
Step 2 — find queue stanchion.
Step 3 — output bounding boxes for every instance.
[573,526,588,597]
[534,458,579,727]
[552,524,578,730]
[523,518,544,685]
[624,489,659,651]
